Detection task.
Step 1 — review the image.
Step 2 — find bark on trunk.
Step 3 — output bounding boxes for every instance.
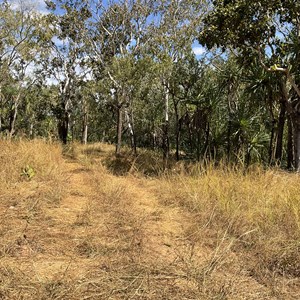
[268,120,275,165]
[82,101,88,145]
[287,115,294,169]
[58,110,69,144]
[9,105,18,138]
[293,116,300,172]
[9,94,21,138]
[162,83,170,167]
[82,120,88,145]
[174,102,180,161]
[275,100,286,163]
[125,108,136,155]
[196,129,201,161]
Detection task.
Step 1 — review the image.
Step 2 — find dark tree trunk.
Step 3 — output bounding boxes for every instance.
[58,110,69,144]
[275,100,286,163]
[287,115,294,169]
[293,114,300,172]
[162,121,169,165]
[196,129,201,161]
[268,120,276,165]
[204,121,210,159]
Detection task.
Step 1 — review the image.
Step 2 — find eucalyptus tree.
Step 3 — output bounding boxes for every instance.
[88,0,156,154]
[0,1,44,137]
[40,0,91,144]
[199,0,300,170]
[146,0,208,164]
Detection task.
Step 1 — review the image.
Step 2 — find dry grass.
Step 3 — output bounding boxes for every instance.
[154,164,300,293]
[1,141,300,299]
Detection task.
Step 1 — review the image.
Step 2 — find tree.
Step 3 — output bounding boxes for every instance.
[199,0,300,170]
[145,0,207,165]
[0,1,43,137]
[40,0,91,144]
[88,0,156,154]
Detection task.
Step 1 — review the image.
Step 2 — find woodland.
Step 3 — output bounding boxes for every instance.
[3,1,300,298]
[1,0,300,170]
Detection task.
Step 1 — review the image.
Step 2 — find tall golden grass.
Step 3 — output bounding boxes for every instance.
[156,164,300,278]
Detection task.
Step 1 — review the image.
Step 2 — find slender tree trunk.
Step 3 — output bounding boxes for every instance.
[125,108,136,155]
[227,113,232,162]
[57,85,72,144]
[204,121,210,159]
[293,115,300,172]
[9,94,21,138]
[227,83,236,162]
[58,110,69,144]
[174,102,180,161]
[188,121,193,155]
[116,104,123,155]
[71,119,76,142]
[9,105,18,138]
[162,82,170,167]
[287,115,294,169]
[196,129,201,161]
[82,119,88,145]
[275,100,286,163]
[268,120,276,165]
[279,77,294,169]
[82,101,88,145]
[162,120,169,164]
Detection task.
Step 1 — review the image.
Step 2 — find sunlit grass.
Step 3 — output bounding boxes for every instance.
[1,140,300,299]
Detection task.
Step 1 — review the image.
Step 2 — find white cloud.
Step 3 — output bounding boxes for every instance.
[192,46,206,56]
